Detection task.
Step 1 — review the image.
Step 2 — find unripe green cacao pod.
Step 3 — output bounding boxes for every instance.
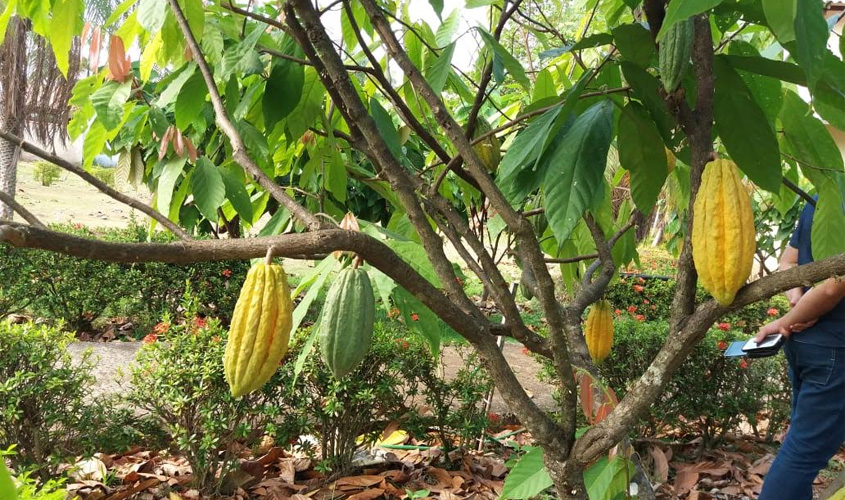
[320,267,375,379]
[659,18,694,93]
[470,117,501,172]
[224,263,294,397]
[585,300,613,363]
[692,159,756,306]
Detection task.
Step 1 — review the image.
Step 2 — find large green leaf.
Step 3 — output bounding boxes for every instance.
[713,57,781,193]
[618,101,668,212]
[137,0,166,33]
[0,460,15,500]
[264,39,305,131]
[780,91,844,175]
[763,0,796,42]
[287,67,327,139]
[497,105,563,204]
[792,0,828,84]
[156,156,186,216]
[532,69,556,103]
[191,158,225,221]
[611,23,655,68]
[811,184,845,260]
[425,42,455,94]
[435,9,460,46]
[258,207,291,237]
[0,0,19,43]
[49,0,82,76]
[157,63,196,108]
[500,447,553,500]
[620,62,677,148]
[291,257,339,385]
[477,27,530,90]
[91,80,132,131]
[726,42,782,126]
[811,53,845,130]
[175,71,209,130]
[584,456,634,500]
[180,0,204,41]
[219,25,264,81]
[370,98,402,159]
[543,100,614,243]
[221,166,254,223]
[325,148,348,202]
[717,54,807,86]
[658,0,723,41]
[82,122,108,169]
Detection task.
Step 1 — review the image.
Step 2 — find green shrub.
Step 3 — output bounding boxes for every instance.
[0,323,127,479]
[596,317,790,445]
[31,161,61,186]
[90,166,114,187]
[128,297,292,495]
[0,246,36,318]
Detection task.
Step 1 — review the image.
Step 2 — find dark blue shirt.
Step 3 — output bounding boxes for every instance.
[788,200,845,347]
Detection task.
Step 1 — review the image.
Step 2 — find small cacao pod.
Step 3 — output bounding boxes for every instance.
[585,300,614,363]
[692,159,756,305]
[224,262,293,397]
[659,17,694,93]
[320,267,375,379]
[470,117,501,172]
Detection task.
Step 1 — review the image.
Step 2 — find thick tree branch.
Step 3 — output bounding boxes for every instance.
[574,251,845,462]
[0,131,190,239]
[0,192,45,228]
[166,0,325,231]
[0,221,479,337]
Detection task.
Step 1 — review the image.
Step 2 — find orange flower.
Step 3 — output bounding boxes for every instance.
[739,359,748,370]
[767,308,779,317]
[627,305,637,314]
[153,322,170,334]
[615,309,622,315]
[193,316,208,329]
[222,269,232,278]
[635,314,645,322]
[143,333,158,344]
[488,412,499,423]
[718,340,728,350]
[521,347,530,355]
[718,322,731,331]
[633,285,644,293]
[411,313,420,321]
[643,299,650,304]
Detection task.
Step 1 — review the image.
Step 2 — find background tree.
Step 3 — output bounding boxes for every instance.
[1,0,844,498]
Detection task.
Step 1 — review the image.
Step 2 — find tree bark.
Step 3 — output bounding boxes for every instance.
[0,17,28,220]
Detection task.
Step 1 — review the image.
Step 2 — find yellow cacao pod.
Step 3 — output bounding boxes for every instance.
[585,300,614,363]
[691,159,756,306]
[224,262,293,397]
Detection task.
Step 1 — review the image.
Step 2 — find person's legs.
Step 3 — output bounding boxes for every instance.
[759,341,845,500]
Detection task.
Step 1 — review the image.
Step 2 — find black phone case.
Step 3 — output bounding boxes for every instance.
[742,336,785,358]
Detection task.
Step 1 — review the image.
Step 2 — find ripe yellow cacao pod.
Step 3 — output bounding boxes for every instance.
[224,262,293,397]
[691,159,756,306]
[585,300,614,363]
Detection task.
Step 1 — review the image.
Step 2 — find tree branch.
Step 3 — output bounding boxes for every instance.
[166,0,325,231]
[0,130,190,239]
[0,192,45,228]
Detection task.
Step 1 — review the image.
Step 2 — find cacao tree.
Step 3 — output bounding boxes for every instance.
[1,0,844,498]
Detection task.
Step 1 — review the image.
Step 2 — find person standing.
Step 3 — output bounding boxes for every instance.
[756,199,845,500]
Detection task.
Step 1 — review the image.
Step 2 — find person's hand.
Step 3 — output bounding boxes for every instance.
[787,319,817,332]
[785,287,803,308]
[755,320,791,343]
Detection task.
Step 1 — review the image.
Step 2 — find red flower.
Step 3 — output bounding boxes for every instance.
[488,412,499,423]
[638,277,646,284]
[456,277,464,286]
[651,305,657,310]
[627,305,637,314]
[143,333,158,344]
[615,309,622,316]
[718,322,731,331]
[411,313,419,321]
[635,314,645,322]
[643,299,650,305]
[718,340,728,350]
[193,316,208,329]
[153,322,170,334]
[767,308,779,317]
[739,359,748,370]
[73,223,83,230]
[633,285,644,293]
[222,269,232,278]
[401,340,410,349]
[521,347,530,355]
[388,307,400,319]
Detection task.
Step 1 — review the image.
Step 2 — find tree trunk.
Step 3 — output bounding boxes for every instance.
[0,16,29,220]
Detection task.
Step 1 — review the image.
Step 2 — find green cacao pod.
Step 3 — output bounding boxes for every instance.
[692,159,756,306]
[470,117,501,172]
[320,267,375,379]
[659,17,694,93]
[585,300,613,363]
[224,262,293,397]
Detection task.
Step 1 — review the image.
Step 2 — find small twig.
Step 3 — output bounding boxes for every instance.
[781,177,816,207]
[0,191,46,228]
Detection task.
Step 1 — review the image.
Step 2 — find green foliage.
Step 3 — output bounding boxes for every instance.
[0,449,69,500]
[90,166,115,187]
[31,161,61,187]
[128,298,289,495]
[596,317,790,444]
[0,322,138,480]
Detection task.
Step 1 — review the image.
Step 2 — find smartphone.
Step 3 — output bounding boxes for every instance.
[743,334,784,351]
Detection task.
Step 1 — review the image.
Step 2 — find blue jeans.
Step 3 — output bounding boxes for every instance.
[759,339,845,500]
